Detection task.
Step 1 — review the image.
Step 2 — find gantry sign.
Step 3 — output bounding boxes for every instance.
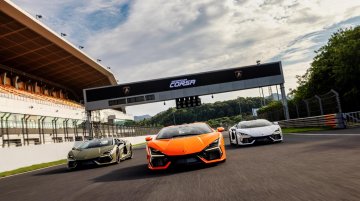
[84,61,289,119]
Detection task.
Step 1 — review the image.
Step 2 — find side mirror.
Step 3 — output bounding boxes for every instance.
[145,136,152,141]
[217,127,225,132]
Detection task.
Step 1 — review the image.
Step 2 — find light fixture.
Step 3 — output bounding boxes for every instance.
[256,60,261,65]
[60,33,67,37]
[211,94,214,99]
[97,59,102,62]
[79,46,84,49]
[29,106,34,109]
[36,14,42,19]
[107,67,111,69]
[163,101,166,105]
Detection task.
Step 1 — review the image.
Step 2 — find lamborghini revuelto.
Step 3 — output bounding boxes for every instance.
[67,138,132,169]
[229,119,283,146]
[145,123,226,170]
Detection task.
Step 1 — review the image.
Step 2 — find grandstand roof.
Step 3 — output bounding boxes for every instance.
[0,0,117,99]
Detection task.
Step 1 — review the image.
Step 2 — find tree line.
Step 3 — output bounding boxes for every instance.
[135,97,266,127]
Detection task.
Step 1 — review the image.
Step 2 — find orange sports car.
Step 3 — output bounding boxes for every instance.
[145,122,226,170]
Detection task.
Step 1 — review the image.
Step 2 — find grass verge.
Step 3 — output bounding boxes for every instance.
[0,159,67,178]
[133,142,146,148]
[282,127,332,134]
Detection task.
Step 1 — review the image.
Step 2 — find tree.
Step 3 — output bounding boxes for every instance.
[291,26,360,111]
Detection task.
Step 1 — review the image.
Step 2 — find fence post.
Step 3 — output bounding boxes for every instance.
[331,89,342,113]
[280,84,290,120]
[315,95,324,115]
[1,113,7,147]
[38,116,43,144]
[86,110,93,138]
[295,103,300,118]
[304,100,310,117]
[5,114,11,147]
[73,120,78,139]
[41,117,46,143]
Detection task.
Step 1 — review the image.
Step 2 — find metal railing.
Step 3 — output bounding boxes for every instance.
[259,89,342,121]
[1,120,160,147]
[343,111,360,128]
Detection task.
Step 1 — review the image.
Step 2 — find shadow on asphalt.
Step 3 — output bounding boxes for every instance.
[34,163,114,176]
[224,141,283,150]
[92,163,220,182]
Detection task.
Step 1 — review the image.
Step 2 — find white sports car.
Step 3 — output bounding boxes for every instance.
[229,119,283,145]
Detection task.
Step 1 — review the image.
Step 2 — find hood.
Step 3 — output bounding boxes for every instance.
[70,145,114,160]
[237,125,280,137]
[148,132,220,156]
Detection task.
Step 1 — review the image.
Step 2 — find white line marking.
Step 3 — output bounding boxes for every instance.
[288,133,360,136]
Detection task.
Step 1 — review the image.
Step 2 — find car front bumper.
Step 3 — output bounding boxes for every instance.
[237,133,283,145]
[147,146,226,170]
[67,154,116,169]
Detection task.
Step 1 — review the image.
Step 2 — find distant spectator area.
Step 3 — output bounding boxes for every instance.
[0,65,83,108]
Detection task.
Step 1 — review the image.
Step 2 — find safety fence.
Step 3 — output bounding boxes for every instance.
[0,118,161,147]
[259,89,342,121]
[343,111,360,128]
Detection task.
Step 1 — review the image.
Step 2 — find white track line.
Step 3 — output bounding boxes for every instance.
[288,133,360,136]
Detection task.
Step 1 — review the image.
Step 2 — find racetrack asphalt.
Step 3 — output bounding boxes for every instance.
[1,129,360,201]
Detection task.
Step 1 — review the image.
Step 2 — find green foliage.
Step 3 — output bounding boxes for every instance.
[139,97,264,126]
[282,127,332,134]
[290,26,360,111]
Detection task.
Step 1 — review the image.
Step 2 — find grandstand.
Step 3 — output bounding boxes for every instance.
[0,0,133,147]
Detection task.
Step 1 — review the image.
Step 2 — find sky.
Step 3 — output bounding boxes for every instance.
[11,0,360,116]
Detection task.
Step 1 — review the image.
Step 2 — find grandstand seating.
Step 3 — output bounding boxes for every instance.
[0,84,83,108]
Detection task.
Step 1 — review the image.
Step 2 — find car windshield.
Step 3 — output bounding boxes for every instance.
[157,123,213,139]
[238,119,272,128]
[78,138,113,149]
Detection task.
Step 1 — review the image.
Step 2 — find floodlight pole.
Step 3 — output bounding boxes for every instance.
[280,83,290,120]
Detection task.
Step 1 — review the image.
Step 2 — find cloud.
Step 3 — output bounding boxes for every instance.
[10,0,360,116]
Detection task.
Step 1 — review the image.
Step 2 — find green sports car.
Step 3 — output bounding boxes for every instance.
[67,138,133,169]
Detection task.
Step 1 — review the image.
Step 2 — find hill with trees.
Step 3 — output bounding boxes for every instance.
[138,97,266,127]
[258,26,360,120]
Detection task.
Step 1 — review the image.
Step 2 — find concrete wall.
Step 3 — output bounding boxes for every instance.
[0,135,155,172]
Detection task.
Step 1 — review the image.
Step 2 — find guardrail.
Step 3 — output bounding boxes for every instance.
[278,113,346,129]
[343,111,360,128]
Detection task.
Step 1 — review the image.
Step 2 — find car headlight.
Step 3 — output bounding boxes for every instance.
[149,147,164,156]
[205,138,220,151]
[273,128,281,134]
